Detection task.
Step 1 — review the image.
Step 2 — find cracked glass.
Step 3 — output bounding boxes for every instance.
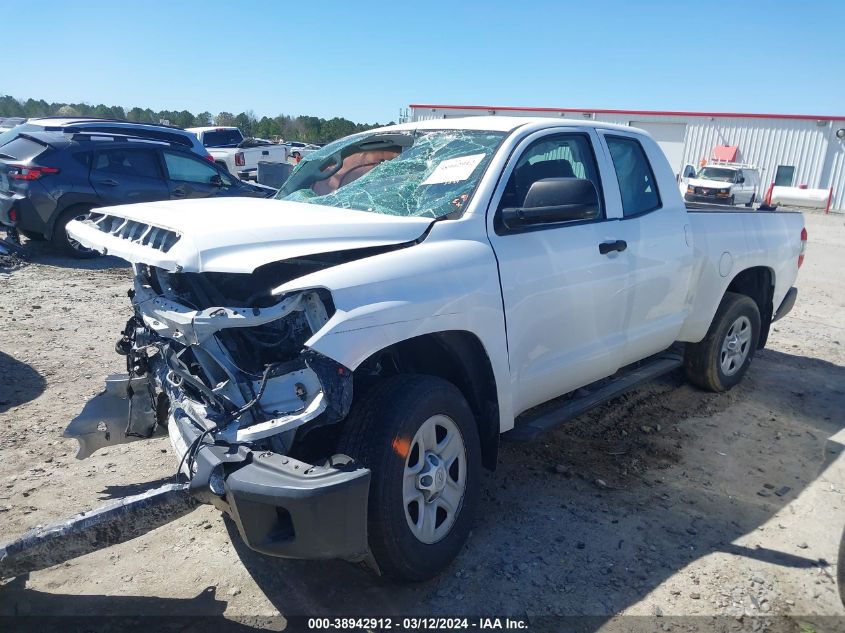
[275,130,506,219]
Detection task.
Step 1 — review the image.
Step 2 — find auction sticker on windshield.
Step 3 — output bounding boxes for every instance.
[422,153,485,185]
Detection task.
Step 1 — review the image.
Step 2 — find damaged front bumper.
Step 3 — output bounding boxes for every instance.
[64,275,371,562]
[170,415,370,560]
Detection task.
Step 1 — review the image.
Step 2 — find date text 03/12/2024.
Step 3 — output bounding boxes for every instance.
[306,617,530,630]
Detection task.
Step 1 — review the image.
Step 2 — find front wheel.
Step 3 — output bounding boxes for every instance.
[338,375,481,581]
[684,292,761,392]
[745,193,756,208]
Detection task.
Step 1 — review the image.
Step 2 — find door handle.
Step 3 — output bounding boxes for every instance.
[172,187,187,198]
[599,240,627,255]
[97,179,119,187]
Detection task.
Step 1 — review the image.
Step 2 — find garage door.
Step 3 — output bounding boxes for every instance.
[629,121,687,175]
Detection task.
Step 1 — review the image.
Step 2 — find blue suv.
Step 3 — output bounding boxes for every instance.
[0,118,272,257]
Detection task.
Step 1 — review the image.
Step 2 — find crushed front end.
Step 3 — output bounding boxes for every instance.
[66,263,370,562]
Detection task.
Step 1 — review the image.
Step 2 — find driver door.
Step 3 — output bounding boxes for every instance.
[162,150,230,199]
[487,129,632,416]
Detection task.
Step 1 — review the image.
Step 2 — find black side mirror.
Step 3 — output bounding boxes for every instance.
[737,176,745,183]
[502,178,599,229]
[210,174,225,187]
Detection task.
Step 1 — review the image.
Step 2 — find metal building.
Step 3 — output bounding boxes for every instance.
[409,104,845,213]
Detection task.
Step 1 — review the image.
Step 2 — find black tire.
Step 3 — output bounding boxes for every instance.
[684,292,761,392]
[18,228,46,241]
[838,526,845,607]
[51,206,99,258]
[728,195,735,206]
[745,193,756,208]
[337,374,481,581]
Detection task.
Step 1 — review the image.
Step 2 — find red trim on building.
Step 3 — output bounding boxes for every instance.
[409,103,845,122]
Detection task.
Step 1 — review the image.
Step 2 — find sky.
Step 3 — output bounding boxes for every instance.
[4,0,845,123]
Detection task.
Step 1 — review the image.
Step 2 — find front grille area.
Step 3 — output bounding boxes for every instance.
[87,212,181,252]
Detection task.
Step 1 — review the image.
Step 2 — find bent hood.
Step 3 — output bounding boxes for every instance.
[66,197,433,273]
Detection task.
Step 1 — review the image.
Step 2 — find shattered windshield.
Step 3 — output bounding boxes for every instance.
[275,129,506,219]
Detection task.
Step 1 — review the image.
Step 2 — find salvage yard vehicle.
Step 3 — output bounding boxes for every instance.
[683,162,761,207]
[0,127,272,257]
[187,126,288,181]
[284,141,321,160]
[3,117,805,583]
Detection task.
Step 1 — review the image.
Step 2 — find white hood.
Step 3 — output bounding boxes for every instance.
[686,177,732,189]
[66,197,433,273]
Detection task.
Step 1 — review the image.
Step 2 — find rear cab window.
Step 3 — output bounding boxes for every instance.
[200,129,244,148]
[605,136,661,217]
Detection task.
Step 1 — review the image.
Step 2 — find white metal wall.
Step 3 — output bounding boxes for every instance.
[411,106,845,212]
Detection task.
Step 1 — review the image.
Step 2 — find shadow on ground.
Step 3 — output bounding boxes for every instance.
[225,348,845,621]
[0,577,268,632]
[1,349,842,630]
[0,351,45,413]
[18,238,129,271]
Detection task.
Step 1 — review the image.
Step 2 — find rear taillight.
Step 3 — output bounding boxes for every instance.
[204,154,215,162]
[234,152,245,167]
[798,227,807,268]
[8,208,17,223]
[8,164,60,181]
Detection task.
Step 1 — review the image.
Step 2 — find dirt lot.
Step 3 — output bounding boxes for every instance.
[0,211,843,630]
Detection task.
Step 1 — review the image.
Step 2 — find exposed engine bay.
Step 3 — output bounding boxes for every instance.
[60,257,372,563]
[124,261,352,452]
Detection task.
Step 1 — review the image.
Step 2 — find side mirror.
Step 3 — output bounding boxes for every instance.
[210,174,225,187]
[502,178,599,229]
[737,176,745,183]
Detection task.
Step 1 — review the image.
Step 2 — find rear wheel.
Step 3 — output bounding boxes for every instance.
[51,206,99,258]
[337,374,481,581]
[684,292,760,392]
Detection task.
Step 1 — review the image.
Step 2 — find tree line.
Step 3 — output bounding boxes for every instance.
[0,95,391,144]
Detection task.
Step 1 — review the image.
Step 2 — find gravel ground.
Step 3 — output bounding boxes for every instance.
[0,211,843,631]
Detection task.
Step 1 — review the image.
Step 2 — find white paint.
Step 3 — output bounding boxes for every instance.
[73,116,805,432]
[771,186,831,208]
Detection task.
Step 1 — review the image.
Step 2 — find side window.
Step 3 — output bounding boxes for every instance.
[93,149,161,179]
[606,136,660,217]
[499,133,603,219]
[164,151,221,184]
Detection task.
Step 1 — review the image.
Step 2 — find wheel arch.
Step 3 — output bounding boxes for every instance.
[352,330,500,471]
[724,266,775,349]
[48,196,98,238]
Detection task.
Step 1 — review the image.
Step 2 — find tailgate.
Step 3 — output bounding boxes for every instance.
[243,146,285,168]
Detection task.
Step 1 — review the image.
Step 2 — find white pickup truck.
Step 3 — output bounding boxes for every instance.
[65,117,805,581]
[186,126,287,181]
